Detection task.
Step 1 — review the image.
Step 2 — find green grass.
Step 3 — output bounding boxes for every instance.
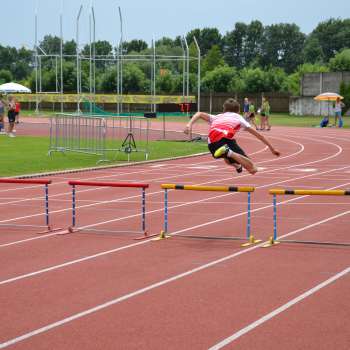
[20,109,349,128]
[0,136,208,177]
[267,114,349,128]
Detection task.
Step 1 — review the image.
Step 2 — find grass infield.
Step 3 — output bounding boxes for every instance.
[19,110,349,128]
[0,136,208,177]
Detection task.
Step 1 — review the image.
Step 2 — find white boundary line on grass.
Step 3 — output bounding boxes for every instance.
[208,266,350,350]
[0,208,349,349]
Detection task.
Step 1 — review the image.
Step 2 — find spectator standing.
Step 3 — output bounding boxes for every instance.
[247,101,258,129]
[0,98,5,134]
[15,99,21,124]
[259,97,271,131]
[334,97,345,128]
[243,97,249,119]
[7,96,16,137]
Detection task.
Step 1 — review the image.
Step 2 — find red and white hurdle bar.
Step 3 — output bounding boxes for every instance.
[0,178,60,234]
[67,180,157,240]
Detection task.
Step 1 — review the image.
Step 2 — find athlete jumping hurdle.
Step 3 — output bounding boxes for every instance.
[184,98,280,174]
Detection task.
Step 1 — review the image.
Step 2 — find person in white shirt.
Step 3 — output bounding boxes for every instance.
[184,98,280,175]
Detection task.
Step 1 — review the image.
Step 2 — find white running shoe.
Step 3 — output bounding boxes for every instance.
[0,131,6,135]
[8,133,16,138]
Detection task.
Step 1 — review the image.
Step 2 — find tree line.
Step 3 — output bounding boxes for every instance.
[0,18,350,96]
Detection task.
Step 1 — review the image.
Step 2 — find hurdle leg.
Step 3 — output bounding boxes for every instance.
[263,193,280,247]
[45,184,50,228]
[242,191,261,246]
[154,188,171,240]
[68,185,76,233]
[142,187,146,233]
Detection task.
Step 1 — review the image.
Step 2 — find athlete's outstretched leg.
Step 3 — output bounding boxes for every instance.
[215,146,257,174]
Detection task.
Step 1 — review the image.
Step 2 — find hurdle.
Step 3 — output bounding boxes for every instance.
[265,188,350,247]
[156,184,261,246]
[67,180,156,240]
[0,178,60,234]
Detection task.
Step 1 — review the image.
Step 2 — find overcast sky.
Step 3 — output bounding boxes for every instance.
[1,0,350,49]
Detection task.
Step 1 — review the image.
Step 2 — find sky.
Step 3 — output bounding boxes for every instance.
[1,0,350,49]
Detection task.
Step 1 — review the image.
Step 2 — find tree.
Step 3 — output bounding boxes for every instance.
[202,45,225,73]
[222,22,247,68]
[223,21,264,69]
[123,64,148,93]
[339,81,350,115]
[308,18,350,62]
[265,67,288,92]
[156,37,177,48]
[186,28,222,55]
[202,66,237,92]
[260,23,305,73]
[123,40,148,53]
[63,40,77,55]
[82,40,113,57]
[329,49,350,71]
[243,21,264,67]
[156,71,175,94]
[303,36,324,64]
[238,67,267,93]
[39,35,61,54]
[0,69,13,84]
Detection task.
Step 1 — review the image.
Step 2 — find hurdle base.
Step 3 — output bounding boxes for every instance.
[37,226,63,235]
[262,236,281,248]
[134,231,159,240]
[241,235,262,247]
[152,231,171,241]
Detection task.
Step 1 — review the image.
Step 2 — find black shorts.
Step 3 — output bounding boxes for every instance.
[208,138,248,164]
[8,111,16,123]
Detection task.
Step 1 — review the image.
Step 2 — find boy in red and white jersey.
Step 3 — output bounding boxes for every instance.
[184,98,280,174]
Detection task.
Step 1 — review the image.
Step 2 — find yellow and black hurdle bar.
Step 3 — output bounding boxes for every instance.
[155,184,261,246]
[265,188,350,247]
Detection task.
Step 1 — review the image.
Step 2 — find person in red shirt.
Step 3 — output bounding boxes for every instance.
[184,98,280,175]
[15,100,21,124]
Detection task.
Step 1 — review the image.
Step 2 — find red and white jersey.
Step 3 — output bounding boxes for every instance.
[208,112,250,143]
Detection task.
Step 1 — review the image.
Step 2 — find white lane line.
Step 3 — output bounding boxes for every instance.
[208,266,350,350]
[0,209,349,349]
[0,143,272,213]
[0,133,340,247]
[0,138,304,230]
[288,168,317,172]
[1,176,349,285]
[0,152,347,250]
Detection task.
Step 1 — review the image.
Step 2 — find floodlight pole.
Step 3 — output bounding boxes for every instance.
[118,6,123,114]
[92,6,96,105]
[89,10,92,113]
[76,4,83,113]
[34,4,39,113]
[180,39,186,100]
[60,1,64,113]
[193,36,201,111]
[152,38,156,112]
[183,36,190,102]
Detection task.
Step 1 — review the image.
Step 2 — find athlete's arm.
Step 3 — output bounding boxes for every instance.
[184,112,210,134]
[245,127,280,156]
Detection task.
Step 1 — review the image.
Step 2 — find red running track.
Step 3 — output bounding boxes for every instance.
[0,125,349,349]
